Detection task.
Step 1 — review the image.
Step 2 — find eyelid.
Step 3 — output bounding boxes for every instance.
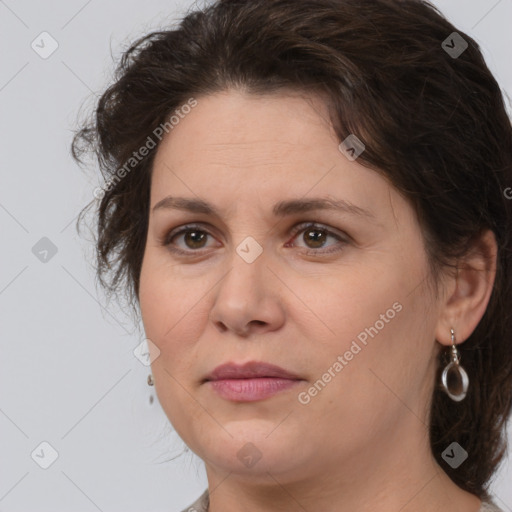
[161,221,349,255]
[161,222,220,246]
[288,221,348,241]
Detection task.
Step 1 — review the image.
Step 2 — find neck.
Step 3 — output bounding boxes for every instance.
[204,415,482,512]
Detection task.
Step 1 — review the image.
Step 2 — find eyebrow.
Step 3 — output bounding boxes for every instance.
[152,196,376,220]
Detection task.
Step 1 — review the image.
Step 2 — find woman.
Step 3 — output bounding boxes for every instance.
[72,0,512,510]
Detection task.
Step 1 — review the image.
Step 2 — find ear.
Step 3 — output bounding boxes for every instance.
[435,229,498,346]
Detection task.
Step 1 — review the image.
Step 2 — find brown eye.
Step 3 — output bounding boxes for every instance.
[287,222,348,255]
[162,222,347,257]
[302,228,328,249]
[182,229,208,249]
[162,224,217,255]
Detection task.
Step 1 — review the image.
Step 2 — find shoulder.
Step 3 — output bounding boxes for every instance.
[479,499,505,512]
[177,489,209,512]
[175,492,507,512]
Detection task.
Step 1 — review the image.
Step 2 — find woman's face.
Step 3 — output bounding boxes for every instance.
[139,89,443,483]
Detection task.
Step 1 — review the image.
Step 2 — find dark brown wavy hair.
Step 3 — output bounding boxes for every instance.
[71,0,512,501]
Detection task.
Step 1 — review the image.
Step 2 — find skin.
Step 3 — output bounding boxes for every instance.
[139,89,497,512]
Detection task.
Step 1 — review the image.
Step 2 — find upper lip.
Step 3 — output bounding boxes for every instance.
[204,361,302,381]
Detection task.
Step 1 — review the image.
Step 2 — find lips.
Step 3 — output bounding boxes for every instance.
[204,361,302,382]
[203,361,304,402]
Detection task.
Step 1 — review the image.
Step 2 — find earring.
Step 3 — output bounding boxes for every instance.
[441,328,469,402]
[147,374,154,386]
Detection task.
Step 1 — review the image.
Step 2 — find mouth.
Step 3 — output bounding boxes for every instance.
[203,361,304,402]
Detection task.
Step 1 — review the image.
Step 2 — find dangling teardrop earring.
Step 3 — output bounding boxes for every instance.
[441,328,469,401]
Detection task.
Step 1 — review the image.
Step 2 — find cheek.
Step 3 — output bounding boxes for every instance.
[139,249,181,327]
[139,253,207,366]
[307,264,400,347]
[139,260,203,421]
[139,255,181,356]
[139,260,163,341]
[305,259,433,404]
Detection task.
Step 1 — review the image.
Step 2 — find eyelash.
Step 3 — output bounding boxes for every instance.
[160,222,348,257]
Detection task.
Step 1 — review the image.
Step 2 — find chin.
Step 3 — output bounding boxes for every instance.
[193,425,309,478]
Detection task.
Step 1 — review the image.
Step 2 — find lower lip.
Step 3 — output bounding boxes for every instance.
[207,378,302,402]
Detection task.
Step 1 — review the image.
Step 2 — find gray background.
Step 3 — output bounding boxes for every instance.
[1,1,511,511]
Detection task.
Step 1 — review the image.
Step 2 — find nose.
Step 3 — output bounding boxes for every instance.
[208,250,286,337]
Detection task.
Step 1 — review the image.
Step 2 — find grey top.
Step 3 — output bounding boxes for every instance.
[179,489,209,512]
[179,489,505,512]
[480,501,504,512]
[480,501,505,512]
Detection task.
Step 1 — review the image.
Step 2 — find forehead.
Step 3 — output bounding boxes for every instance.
[156,89,334,163]
[149,89,401,224]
